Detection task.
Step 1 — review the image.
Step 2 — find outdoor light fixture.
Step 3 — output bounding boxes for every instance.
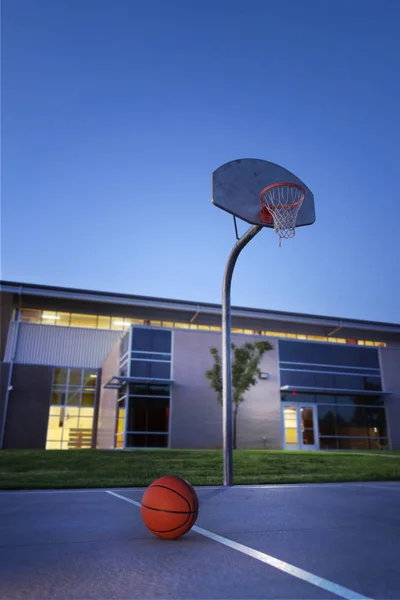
[259,372,269,380]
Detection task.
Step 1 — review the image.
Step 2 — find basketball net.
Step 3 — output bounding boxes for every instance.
[260,183,305,246]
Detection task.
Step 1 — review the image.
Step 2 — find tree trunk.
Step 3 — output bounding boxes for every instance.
[233,405,239,450]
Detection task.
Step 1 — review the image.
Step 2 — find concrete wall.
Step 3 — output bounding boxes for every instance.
[170,330,281,449]
[96,339,121,449]
[380,347,400,450]
[1,364,53,449]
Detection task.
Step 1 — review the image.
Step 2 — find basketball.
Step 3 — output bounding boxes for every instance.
[141,475,199,539]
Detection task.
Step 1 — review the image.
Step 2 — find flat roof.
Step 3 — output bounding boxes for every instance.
[1,280,399,341]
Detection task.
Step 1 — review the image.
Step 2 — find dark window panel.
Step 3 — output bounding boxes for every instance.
[130,384,170,396]
[147,407,169,432]
[337,438,369,450]
[133,407,147,431]
[363,376,382,391]
[51,392,65,405]
[82,370,97,388]
[130,397,169,409]
[334,395,353,405]
[301,407,314,429]
[132,352,171,360]
[81,393,95,407]
[281,392,316,403]
[67,391,81,406]
[146,434,168,447]
[281,362,380,376]
[339,394,384,406]
[313,394,335,403]
[369,438,389,450]
[131,329,171,353]
[319,437,339,450]
[366,408,387,438]
[302,428,315,445]
[279,340,380,368]
[69,369,82,387]
[318,406,337,436]
[335,406,369,437]
[130,361,171,379]
[333,374,362,390]
[125,434,168,448]
[126,433,146,447]
[53,368,68,386]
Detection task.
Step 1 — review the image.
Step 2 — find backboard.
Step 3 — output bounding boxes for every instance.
[212,158,315,228]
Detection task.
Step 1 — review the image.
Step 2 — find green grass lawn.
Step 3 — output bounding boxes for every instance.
[1,449,399,490]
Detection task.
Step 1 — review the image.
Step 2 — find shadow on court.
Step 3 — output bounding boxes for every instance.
[1,482,399,599]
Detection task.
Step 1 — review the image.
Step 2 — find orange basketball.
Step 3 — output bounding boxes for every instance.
[141,475,199,539]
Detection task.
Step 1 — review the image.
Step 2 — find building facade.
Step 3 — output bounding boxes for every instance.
[1,281,399,452]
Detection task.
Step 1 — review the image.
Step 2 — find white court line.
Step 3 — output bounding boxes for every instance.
[106,490,373,600]
[2,481,398,495]
[0,481,381,495]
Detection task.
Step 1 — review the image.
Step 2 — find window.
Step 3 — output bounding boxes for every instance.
[130,384,170,396]
[20,309,41,323]
[279,340,382,392]
[317,404,388,450]
[53,368,68,386]
[122,379,171,449]
[279,340,380,369]
[70,314,98,328]
[69,369,82,387]
[131,328,172,353]
[82,369,97,389]
[46,368,97,450]
[98,316,111,329]
[130,361,171,379]
[318,405,337,436]
[125,434,168,448]
[15,309,387,347]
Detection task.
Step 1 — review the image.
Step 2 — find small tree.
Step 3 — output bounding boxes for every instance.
[205,341,272,449]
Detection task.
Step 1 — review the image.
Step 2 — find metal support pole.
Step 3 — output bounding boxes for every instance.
[222,224,262,486]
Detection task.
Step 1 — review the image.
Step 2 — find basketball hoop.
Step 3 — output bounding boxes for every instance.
[260,182,305,245]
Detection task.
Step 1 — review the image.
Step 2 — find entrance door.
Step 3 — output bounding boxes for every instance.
[282,403,319,450]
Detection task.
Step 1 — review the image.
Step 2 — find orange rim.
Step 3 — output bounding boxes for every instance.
[259,182,305,224]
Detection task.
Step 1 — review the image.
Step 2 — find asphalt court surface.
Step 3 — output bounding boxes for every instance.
[1,482,399,599]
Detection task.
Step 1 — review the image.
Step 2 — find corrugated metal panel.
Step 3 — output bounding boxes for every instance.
[4,324,17,362]
[4,323,124,368]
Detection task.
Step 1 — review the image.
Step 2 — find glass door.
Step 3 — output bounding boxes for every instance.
[282,403,319,450]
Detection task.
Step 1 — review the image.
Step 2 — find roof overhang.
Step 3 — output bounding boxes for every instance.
[1,280,399,342]
[104,376,174,390]
[280,385,393,396]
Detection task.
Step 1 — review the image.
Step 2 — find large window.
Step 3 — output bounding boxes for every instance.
[130,328,172,382]
[318,404,388,450]
[115,329,172,449]
[281,392,384,406]
[46,368,97,449]
[279,340,382,392]
[281,391,388,451]
[123,384,170,448]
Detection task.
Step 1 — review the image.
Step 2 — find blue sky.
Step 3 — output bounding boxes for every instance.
[2,0,399,323]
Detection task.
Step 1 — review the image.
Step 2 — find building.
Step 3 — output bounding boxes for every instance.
[1,280,399,452]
